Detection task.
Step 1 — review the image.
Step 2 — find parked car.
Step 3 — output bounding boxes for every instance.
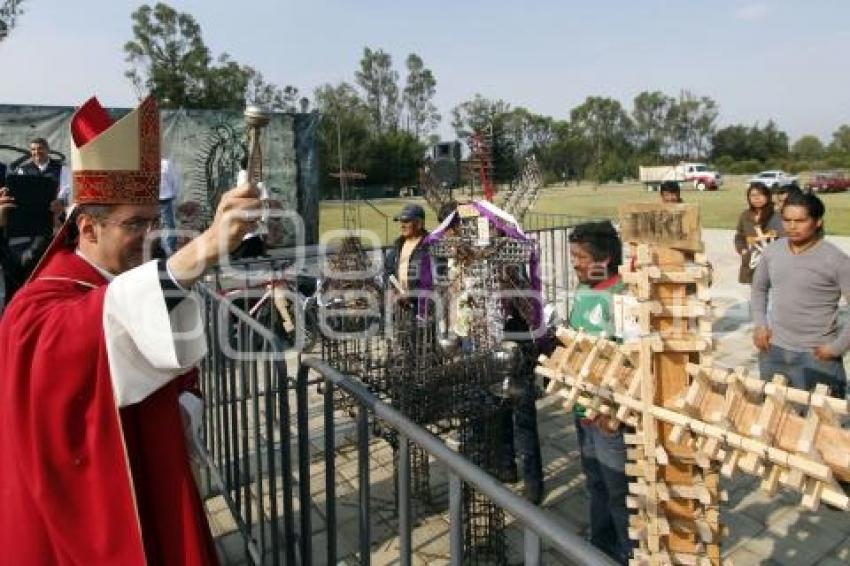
[397,185,420,197]
[638,162,722,192]
[748,170,799,189]
[804,171,850,194]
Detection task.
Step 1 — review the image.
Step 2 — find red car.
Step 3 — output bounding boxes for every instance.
[805,171,850,193]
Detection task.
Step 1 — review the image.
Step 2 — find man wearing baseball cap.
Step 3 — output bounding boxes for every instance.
[386,203,428,294]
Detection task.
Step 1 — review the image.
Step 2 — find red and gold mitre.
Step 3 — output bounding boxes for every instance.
[70,95,160,205]
[25,96,161,282]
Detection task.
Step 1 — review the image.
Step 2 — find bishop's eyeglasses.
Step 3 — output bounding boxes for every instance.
[100,216,162,234]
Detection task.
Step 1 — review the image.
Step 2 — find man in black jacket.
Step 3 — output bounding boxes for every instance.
[385,203,429,294]
[0,186,51,308]
[1,138,67,307]
[16,138,68,195]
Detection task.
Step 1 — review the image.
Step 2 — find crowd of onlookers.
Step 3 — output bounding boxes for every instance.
[384,183,850,564]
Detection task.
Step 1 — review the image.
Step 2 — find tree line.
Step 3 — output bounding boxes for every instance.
[124,3,300,111]
[121,3,438,196]
[312,49,440,197]
[121,2,850,195]
[451,93,850,185]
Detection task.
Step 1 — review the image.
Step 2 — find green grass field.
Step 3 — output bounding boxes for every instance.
[319,174,850,244]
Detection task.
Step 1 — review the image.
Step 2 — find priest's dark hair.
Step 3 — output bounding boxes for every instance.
[65,205,114,244]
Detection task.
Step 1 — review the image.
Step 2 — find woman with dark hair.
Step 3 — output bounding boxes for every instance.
[734,182,784,283]
[751,191,850,398]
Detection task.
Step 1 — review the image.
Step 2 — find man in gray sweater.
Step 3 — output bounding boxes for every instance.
[752,192,850,398]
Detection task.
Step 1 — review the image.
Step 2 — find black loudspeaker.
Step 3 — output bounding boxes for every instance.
[432,141,462,163]
[430,141,462,187]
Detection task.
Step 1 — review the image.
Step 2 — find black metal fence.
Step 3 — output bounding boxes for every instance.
[196,284,298,565]
[297,357,615,566]
[210,222,588,333]
[525,211,614,232]
[195,283,616,565]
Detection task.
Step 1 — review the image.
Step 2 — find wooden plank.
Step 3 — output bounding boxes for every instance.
[653,245,718,562]
[537,361,850,485]
[618,203,703,252]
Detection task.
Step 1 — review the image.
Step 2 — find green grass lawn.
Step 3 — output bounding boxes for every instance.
[319,174,850,243]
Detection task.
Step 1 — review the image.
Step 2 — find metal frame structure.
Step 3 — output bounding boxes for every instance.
[195,281,616,565]
[209,223,588,336]
[299,357,616,566]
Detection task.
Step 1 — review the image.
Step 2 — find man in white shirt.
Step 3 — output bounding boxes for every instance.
[16,137,72,205]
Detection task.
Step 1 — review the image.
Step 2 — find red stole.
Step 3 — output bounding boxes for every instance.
[0,247,218,565]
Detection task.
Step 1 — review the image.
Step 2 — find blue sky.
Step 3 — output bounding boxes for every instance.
[2,0,848,143]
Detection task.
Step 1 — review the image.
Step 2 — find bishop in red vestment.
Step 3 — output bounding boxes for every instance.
[0,96,262,564]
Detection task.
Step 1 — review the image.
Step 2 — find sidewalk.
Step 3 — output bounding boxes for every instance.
[208,392,850,565]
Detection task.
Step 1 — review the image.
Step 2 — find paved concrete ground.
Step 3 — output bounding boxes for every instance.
[207,394,850,565]
[207,229,850,565]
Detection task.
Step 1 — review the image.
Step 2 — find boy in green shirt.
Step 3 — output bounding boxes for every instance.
[567,221,632,565]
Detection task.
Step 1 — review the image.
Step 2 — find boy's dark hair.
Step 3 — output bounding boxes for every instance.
[782,191,825,238]
[660,180,681,193]
[29,137,49,149]
[775,183,802,197]
[568,220,622,275]
[782,191,825,221]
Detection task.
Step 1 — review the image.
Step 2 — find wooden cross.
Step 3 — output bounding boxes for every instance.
[538,203,849,565]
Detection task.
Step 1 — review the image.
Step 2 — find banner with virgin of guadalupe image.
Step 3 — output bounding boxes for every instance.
[0,103,319,247]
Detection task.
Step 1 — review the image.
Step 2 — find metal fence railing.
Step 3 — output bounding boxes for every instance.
[523,211,611,232]
[296,357,616,566]
[194,282,616,565]
[528,225,571,321]
[210,221,592,329]
[355,198,392,244]
[196,284,298,565]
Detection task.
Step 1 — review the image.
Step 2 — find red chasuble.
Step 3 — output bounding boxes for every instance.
[0,246,218,565]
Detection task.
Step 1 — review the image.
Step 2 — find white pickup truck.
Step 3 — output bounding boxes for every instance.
[747,170,799,189]
[638,162,723,192]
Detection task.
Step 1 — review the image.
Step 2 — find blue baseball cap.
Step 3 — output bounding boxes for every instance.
[394,203,425,222]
